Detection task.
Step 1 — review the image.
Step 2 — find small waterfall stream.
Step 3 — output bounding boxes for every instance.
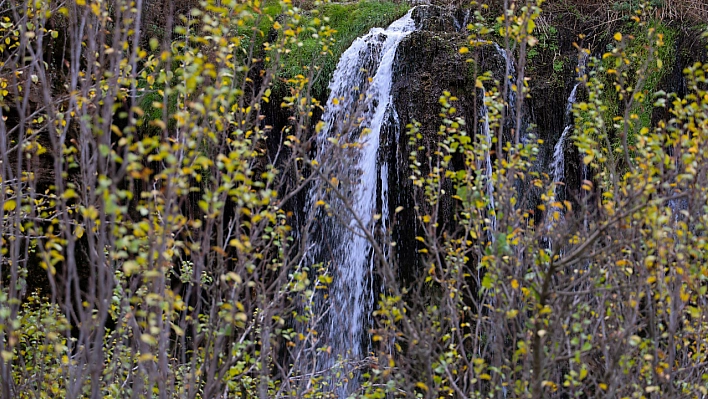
[494,43,518,139]
[544,54,588,253]
[549,84,578,197]
[551,54,588,201]
[305,9,418,395]
[479,90,497,238]
[476,45,517,240]
[454,9,471,32]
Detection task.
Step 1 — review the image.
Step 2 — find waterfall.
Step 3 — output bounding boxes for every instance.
[494,43,518,139]
[380,101,399,265]
[304,9,417,395]
[544,54,587,249]
[454,8,471,32]
[549,84,578,196]
[473,44,516,241]
[550,54,588,200]
[480,90,497,237]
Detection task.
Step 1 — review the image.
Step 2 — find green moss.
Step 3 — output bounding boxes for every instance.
[599,19,677,153]
[137,86,179,134]
[526,25,566,87]
[629,20,677,130]
[552,58,564,73]
[278,0,409,97]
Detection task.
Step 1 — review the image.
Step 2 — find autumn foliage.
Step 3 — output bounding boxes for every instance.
[0,0,707,398]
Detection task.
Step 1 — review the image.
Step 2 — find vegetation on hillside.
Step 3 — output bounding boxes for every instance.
[0,0,707,398]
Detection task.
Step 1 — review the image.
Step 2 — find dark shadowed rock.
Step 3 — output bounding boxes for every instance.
[384,6,507,283]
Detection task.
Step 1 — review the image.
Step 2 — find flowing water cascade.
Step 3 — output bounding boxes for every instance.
[479,45,517,240]
[546,54,588,243]
[480,90,497,238]
[549,84,579,196]
[494,43,518,140]
[551,55,588,198]
[454,8,471,32]
[304,9,418,395]
[581,161,590,232]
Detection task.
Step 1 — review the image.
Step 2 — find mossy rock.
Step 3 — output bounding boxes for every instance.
[386,18,507,282]
[411,4,457,32]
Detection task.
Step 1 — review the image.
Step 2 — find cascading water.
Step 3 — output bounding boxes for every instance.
[454,8,471,32]
[543,54,588,250]
[550,54,588,201]
[494,43,518,139]
[549,85,578,197]
[479,89,497,237]
[304,9,417,395]
[476,45,517,240]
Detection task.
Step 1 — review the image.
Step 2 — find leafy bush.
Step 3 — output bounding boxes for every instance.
[0,0,707,398]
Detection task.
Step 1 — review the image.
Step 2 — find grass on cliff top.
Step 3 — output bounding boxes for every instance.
[137,1,408,129]
[278,0,410,97]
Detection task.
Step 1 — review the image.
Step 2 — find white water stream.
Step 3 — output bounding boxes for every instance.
[305,9,418,395]
[479,90,497,237]
[551,54,588,200]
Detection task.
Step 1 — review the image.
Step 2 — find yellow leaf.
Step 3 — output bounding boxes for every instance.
[511,279,519,289]
[2,201,15,212]
[459,46,469,54]
[614,32,622,41]
[138,353,155,362]
[615,259,629,267]
[63,188,78,199]
[140,334,157,346]
[680,286,690,302]
[542,381,558,391]
[415,382,429,391]
[123,261,140,276]
[644,255,656,268]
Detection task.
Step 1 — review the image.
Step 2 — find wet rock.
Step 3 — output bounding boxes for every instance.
[385,10,507,283]
[411,5,457,32]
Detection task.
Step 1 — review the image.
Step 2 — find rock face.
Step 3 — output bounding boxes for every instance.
[285,3,708,297]
[384,5,508,282]
[290,7,509,391]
